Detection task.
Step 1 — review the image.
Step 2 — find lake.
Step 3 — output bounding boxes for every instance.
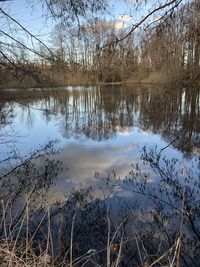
[0,83,200,266]
[0,83,199,198]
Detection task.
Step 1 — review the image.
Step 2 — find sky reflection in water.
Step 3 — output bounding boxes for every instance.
[0,84,199,200]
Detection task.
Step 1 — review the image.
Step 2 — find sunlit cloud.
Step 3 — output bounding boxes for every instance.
[115,21,125,29]
[115,15,133,29]
[118,130,131,136]
[118,15,132,22]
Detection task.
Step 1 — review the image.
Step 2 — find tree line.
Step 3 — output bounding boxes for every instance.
[0,0,200,87]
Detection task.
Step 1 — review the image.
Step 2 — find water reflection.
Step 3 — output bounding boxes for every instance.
[0,85,199,267]
[0,84,199,156]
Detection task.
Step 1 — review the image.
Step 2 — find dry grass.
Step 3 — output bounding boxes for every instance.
[0,65,183,89]
[0,197,186,267]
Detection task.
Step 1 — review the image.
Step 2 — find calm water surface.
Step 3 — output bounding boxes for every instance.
[0,84,199,200]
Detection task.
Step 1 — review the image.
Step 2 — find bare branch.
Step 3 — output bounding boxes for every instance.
[0,7,55,58]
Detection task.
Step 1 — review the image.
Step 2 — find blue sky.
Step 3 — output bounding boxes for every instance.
[1,0,138,36]
[1,0,51,41]
[0,0,185,49]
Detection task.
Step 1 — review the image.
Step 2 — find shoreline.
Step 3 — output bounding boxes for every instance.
[0,78,195,90]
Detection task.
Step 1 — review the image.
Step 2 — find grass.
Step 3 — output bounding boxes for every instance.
[0,140,199,266]
[0,66,185,89]
[0,190,188,267]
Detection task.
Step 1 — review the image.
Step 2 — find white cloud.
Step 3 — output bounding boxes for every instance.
[115,15,133,29]
[118,130,131,136]
[115,21,125,29]
[118,15,132,22]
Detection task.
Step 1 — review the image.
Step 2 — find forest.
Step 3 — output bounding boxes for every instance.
[0,0,200,87]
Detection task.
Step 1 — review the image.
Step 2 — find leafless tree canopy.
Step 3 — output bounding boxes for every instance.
[1,0,200,87]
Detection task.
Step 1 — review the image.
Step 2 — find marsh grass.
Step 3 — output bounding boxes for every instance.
[0,188,189,267]
[0,140,199,266]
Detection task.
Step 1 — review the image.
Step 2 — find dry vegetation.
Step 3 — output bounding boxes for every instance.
[0,140,200,267]
[1,1,200,88]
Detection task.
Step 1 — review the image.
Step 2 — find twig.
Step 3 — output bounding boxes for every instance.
[106,205,111,267]
[70,209,78,267]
